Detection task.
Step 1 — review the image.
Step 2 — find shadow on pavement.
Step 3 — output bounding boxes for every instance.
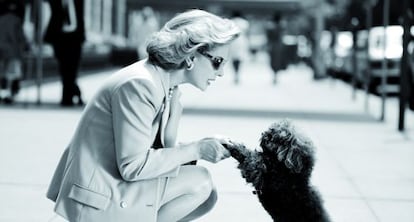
[0,101,84,111]
[1,102,378,123]
[183,107,378,122]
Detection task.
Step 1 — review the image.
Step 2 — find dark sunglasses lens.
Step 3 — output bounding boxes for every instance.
[213,58,223,70]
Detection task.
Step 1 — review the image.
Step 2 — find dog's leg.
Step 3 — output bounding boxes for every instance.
[223,142,264,187]
[222,142,250,163]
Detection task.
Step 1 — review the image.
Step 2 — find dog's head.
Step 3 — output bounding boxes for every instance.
[259,119,315,174]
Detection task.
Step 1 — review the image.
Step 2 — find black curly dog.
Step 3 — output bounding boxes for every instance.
[223,120,330,222]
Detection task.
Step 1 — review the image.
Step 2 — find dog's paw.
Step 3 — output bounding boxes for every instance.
[221,140,239,149]
[222,140,251,163]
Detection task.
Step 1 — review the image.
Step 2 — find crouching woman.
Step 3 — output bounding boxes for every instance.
[46,9,240,222]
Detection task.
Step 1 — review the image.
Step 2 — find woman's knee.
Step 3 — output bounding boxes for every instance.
[187,166,214,196]
[201,187,218,212]
[190,167,217,210]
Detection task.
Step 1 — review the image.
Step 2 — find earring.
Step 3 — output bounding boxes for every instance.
[186,62,194,70]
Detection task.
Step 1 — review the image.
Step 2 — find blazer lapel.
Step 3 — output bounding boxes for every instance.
[148,61,180,148]
[155,66,170,147]
[160,97,170,147]
[163,98,182,147]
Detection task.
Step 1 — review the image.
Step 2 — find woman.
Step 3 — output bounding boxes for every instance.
[0,1,27,104]
[229,11,250,85]
[46,9,240,222]
[44,0,85,106]
[266,13,286,85]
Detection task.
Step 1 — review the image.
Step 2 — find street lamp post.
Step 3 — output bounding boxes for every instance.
[364,0,374,112]
[34,0,43,105]
[379,0,389,121]
[398,0,411,131]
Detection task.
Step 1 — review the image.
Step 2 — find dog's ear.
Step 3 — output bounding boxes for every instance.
[282,140,314,173]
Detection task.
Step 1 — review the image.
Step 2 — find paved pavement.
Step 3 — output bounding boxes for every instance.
[0,53,413,222]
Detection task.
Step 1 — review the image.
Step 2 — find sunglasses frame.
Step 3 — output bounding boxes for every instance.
[197,50,225,70]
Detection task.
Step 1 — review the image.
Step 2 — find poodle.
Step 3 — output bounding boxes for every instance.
[223,119,330,222]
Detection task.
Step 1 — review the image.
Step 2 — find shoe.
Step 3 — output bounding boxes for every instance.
[73,84,84,106]
[11,79,21,96]
[73,95,84,106]
[60,96,84,107]
[3,97,14,104]
[60,99,74,107]
[0,88,13,104]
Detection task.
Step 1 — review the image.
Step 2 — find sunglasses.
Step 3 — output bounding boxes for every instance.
[197,50,225,70]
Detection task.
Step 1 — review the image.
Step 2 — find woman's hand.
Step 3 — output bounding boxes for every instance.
[196,136,231,163]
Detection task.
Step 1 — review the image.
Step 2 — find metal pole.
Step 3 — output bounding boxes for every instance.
[35,0,43,105]
[351,17,358,100]
[398,0,410,131]
[380,0,389,121]
[364,3,373,112]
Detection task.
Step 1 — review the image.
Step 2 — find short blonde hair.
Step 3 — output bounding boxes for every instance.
[147,9,240,70]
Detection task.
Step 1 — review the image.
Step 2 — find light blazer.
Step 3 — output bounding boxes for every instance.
[46,60,187,222]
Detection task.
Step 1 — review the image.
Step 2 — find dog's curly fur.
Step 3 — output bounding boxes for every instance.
[224,120,330,222]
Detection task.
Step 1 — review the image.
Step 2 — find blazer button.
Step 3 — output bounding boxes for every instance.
[120,201,128,208]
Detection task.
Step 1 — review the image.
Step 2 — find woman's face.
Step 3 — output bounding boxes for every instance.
[187,45,230,91]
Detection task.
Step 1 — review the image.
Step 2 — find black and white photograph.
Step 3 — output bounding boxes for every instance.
[0,0,413,221]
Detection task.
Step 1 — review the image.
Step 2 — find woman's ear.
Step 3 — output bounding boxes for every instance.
[186,56,195,63]
[185,56,195,70]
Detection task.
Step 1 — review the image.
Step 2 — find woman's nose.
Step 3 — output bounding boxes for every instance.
[216,69,224,77]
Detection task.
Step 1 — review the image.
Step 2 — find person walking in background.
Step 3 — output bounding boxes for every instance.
[46,9,240,222]
[266,13,286,85]
[229,11,250,85]
[135,6,160,59]
[44,0,85,106]
[0,0,28,104]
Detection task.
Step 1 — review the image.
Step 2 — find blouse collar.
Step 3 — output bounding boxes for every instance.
[144,59,170,100]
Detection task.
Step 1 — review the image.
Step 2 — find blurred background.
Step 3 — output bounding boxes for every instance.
[0,0,414,221]
[0,0,413,121]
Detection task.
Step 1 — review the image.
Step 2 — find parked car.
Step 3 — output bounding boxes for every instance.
[326,25,414,96]
[324,30,354,81]
[368,25,404,95]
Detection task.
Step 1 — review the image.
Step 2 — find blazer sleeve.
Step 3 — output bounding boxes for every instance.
[111,79,197,182]
[46,148,69,202]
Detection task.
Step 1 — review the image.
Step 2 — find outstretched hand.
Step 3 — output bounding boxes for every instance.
[197,136,231,163]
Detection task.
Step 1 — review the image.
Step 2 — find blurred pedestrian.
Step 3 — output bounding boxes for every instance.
[266,13,286,85]
[0,0,28,104]
[46,9,240,222]
[135,6,159,59]
[229,11,250,85]
[44,0,85,106]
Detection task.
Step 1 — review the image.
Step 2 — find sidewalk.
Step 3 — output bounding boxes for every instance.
[179,54,414,222]
[0,52,413,222]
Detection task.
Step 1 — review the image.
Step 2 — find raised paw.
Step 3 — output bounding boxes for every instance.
[222,140,251,163]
